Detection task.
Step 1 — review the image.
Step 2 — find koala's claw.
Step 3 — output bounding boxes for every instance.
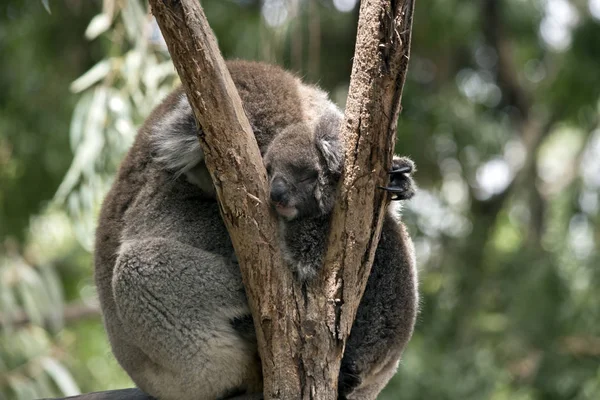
[388,165,412,175]
[379,157,416,201]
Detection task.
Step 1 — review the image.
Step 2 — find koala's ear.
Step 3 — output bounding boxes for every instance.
[315,111,344,175]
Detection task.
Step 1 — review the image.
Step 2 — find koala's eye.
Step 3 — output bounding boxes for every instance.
[265,164,272,176]
[299,170,318,183]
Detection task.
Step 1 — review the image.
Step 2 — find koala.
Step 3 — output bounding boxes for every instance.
[94,60,418,400]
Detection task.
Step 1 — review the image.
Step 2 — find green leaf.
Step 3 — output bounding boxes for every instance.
[40,357,80,397]
[41,0,51,14]
[70,59,112,94]
[85,13,112,40]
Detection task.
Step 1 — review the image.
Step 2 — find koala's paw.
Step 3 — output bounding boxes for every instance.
[379,156,416,201]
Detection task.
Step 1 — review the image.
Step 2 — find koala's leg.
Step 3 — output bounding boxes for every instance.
[112,237,262,400]
[339,214,418,400]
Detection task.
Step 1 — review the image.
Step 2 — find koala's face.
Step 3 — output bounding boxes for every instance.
[264,113,344,221]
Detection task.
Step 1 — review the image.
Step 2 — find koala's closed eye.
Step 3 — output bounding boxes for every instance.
[299,170,318,183]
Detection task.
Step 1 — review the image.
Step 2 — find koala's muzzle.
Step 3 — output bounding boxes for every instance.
[270,177,290,205]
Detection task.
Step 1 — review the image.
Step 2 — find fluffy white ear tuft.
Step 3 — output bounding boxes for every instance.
[315,111,344,174]
[152,93,204,176]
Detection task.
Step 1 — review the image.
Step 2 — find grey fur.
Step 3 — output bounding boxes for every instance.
[152,93,203,176]
[315,110,344,175]
[95,60,418,400]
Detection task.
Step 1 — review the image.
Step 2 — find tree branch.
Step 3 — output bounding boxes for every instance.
[323,0,416,366]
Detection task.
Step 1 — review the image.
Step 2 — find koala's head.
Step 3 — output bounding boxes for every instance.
[264,111,344,220]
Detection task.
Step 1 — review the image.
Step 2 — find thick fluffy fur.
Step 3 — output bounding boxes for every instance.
[95,60,418,400]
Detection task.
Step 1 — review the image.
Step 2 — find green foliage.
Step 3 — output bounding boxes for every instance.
[1,0,599,399]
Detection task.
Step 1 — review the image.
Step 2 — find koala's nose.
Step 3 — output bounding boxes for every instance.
[270,177,289,204]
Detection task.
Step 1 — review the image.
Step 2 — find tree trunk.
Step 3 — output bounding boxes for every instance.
[147,0,416,398]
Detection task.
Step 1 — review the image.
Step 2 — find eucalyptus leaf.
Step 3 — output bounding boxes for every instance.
[85,13,112,40]
[55,87,108,202]
[69,91,93,150]
[121,0,146,42]
[16,270,45,327]
[35,370,58,398]
[70,59,112,94]
[9,376,39,400]
[39,265,64,331]
[41,357,80,397]
[41,0,51,14]
[0,269,19,332]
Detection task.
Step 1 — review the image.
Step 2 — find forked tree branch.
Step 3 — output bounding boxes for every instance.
[147,0,416,398]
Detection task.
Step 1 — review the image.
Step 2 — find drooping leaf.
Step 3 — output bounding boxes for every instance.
[85,13,112,40]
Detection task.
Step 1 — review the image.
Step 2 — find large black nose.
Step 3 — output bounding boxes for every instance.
[270,177,289,204]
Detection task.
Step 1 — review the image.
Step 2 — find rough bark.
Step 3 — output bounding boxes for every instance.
[324,0,416,347]
[147,0,415,399]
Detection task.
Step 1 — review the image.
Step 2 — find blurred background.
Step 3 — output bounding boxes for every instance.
[1,0,599,399]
